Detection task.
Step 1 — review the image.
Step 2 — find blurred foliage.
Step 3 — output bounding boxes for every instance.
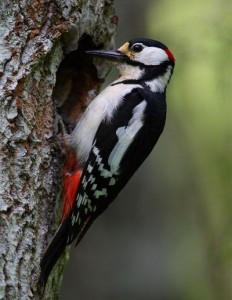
[61,1,232,299]
[148,0,232,298]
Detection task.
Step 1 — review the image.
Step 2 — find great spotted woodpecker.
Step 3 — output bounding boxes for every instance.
[40,38,175,286]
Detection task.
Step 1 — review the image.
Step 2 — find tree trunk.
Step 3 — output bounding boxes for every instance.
[0,1,116,299]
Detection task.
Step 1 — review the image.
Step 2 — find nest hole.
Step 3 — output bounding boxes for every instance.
[53,34,104,131]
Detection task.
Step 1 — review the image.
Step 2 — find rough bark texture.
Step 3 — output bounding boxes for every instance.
[0,1,116,299]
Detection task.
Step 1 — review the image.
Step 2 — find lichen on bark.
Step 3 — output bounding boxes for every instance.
[0,0,116,299]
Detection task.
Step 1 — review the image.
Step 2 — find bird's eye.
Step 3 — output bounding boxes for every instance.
[131,44,143,53]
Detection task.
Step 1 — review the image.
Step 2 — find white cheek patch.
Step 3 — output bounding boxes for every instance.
[108,100,147,174]
[136,47,169,66]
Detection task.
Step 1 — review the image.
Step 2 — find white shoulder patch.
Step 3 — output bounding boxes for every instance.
[108,100,147,174]
[69,82,141,163]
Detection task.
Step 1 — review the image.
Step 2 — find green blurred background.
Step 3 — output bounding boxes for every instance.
[61,0,232,299]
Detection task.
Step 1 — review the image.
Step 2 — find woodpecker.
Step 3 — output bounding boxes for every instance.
[40,38,175,287]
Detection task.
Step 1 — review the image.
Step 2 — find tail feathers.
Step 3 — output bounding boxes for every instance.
[39,218,71,288]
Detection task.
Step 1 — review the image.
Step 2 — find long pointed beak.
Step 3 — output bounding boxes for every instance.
[85,49,127,61]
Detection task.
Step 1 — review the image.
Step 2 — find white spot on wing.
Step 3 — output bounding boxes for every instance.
[87,164,93,173]
[93,146,115,180]
[100,169,113,178]
[108,100,147,174]
[91,183,97,191]
[109,177,116,186]
[89,175,95,184]
[94,188,107,199]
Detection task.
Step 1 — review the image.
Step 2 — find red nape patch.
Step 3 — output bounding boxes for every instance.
[62,152,82,222]
[165,48,176,62]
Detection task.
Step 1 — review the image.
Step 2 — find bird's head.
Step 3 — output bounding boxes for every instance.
[86,38,175,86]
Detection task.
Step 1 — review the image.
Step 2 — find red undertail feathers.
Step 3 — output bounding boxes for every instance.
[39,149,82,288]
[62,150,82,222]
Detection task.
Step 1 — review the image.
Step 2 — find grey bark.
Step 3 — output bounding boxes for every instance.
[0,0,116,299]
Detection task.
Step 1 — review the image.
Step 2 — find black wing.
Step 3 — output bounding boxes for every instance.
[68,87,166,245]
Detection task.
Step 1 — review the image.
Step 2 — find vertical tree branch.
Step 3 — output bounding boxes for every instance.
[0,0,117,298]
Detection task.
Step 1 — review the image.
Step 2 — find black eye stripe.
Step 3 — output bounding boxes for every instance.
[131,44,143,52]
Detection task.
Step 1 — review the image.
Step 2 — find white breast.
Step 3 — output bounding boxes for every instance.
[69,81,141,163]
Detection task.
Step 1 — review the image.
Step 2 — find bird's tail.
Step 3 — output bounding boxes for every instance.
[39,217,71,289]
[39,150,82,289]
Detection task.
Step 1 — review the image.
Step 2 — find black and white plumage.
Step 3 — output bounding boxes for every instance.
[40,38,175,287]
